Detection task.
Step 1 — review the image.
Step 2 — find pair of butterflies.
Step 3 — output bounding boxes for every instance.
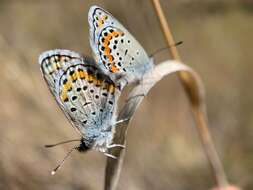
[39,5,153,172]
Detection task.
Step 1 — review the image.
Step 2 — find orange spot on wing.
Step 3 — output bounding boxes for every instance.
[71,71,78,81]
[93,78,97,84]
[112,31,124,37]
[88,74,94,83]
[108,55,114,62]
[64,80,72,91]
[97,15,107,28]
[81,71,88,79]
[110,64,119,73]
[87,72,100,84]
[79,71,84,78]
[60,92,68,102]
[103,39,110,46]
[104,48,111,55]
[96,79,102,86]
[56,62,61,69]
[108,84,115,94]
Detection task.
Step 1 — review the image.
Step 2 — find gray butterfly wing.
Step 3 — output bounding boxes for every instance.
[39,49,119,138]
[39,49,82,96]
[88,5,153,85]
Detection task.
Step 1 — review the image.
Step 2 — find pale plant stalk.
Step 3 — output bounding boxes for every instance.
[105,60,205,190]
[151,0,228,187]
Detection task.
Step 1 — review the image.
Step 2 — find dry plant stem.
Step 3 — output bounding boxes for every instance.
[151,0,228,187]
[105,61,200,190]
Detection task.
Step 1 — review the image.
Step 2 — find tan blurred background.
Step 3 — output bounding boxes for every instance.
[0,0,252,189]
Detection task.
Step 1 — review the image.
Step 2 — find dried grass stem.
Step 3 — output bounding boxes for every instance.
[151,0,229,187]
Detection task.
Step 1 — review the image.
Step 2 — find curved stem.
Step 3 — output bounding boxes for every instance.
[105,61,203,190]
[151,0,228,187]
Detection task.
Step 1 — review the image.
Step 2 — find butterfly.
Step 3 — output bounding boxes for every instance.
[39,5,153,174]
[88,5,153,89]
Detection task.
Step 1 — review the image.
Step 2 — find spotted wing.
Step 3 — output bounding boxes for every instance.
[88,5,153,84]
[39,49,119,136]
[39,49,82,96]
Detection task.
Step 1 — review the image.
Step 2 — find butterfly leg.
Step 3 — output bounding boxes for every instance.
[107,144,125,149]
[116,74,138,90]
[116,78,128,91]
[126,93,146,102]
[104,152,117,159]
[115,118,130,125]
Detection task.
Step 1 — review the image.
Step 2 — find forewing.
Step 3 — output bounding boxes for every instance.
[39,49,82,96]
[39,49,119,136]
[88,6,152,81]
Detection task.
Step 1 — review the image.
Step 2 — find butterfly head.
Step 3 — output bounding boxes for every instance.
[77,138,91,152]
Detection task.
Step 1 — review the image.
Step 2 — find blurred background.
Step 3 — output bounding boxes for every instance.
[0,0,252,189]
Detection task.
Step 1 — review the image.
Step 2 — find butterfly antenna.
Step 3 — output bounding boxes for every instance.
[150,40,183,57]
[45,139,80,148]
[51,146,78,175]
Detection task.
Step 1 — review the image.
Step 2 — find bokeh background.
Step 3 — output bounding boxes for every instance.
[0,0,252,189]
